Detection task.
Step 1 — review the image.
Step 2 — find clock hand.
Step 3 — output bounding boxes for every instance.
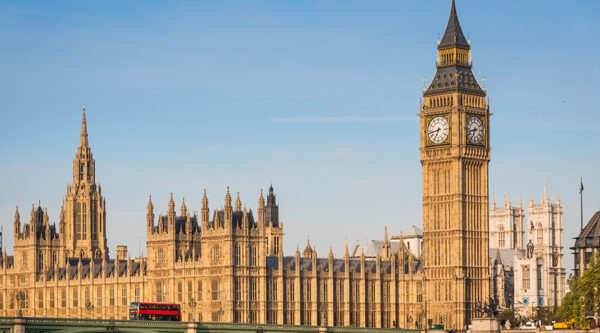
[428,128,441,135]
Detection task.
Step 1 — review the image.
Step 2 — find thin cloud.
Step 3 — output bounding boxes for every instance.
[270,116,411,123]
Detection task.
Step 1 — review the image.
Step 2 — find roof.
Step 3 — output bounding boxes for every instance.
[439,0,470,49]
[351,239,406,258]
[423,0,485,97]
[489,248,519,267]
[573,211,600,248]
[392,225,423,239]
[424,64,484,96]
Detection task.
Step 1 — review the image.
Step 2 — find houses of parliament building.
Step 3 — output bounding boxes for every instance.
[0,1,491,330]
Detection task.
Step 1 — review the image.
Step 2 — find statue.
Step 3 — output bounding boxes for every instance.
[526,240,534,259]
[475,297,499,318]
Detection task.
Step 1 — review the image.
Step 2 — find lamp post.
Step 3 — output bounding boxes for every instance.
[15,291,26,317]
[85,300,95,319]
[188,298,197,322]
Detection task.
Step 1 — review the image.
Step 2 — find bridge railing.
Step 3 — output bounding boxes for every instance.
[0,317,418,333]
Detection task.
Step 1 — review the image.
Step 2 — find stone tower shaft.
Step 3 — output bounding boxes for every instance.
[420,0,490,330]
[61,106,108,260]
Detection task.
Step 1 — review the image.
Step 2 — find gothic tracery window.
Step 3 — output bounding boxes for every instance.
[250,245,257,266]
[536,223,543,246]
[498,225,505,248]
[212,245,220,262]
[157,249,165,267]
[522,265,530,289]
[234,244,241,265]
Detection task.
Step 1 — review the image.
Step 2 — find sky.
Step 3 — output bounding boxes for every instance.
[0,0,599,273]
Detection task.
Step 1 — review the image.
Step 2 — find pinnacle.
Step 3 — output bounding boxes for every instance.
[235,192,242,211]
[80,104,89,147]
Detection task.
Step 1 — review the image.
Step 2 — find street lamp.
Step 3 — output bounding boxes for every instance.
[188,298,197,322]
[85,300,95,319]
[15,291,26,317]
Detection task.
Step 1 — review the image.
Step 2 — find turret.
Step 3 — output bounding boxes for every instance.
[224,187,232,226]
[242,205,249,228]
[382,227,390,259]
[235,192,242,212]
[201,189,209,229]
[147,194,154,229]
[265,184,279,227]
[180,197,187,217]
[167,193,175,230]
[14,206,20,236]
[258,189,265,225]
[43,207,49,226]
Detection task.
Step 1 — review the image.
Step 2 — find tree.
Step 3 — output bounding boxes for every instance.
[558,252,600,328]
[498,308,522,328]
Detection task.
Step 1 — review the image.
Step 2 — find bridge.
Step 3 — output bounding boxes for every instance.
[0,318,417,333]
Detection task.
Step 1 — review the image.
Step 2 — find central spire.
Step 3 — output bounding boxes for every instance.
[439,0,469,50]
[80,104,88,147]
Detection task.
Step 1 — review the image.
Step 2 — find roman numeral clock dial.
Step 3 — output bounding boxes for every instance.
[427,116,449,144]
[466,115,484,144]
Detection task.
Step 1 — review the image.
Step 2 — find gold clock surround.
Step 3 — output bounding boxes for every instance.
[465,113,487,146]
[425,113,451,146]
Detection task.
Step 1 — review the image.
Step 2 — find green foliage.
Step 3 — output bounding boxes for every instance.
[537,306,558,325]
[557,252,600,328]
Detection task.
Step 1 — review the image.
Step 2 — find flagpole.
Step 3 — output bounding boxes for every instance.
[580,177,583,231]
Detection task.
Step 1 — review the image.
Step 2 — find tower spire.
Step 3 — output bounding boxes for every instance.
[80,104,88,147]
[439,0,469,49]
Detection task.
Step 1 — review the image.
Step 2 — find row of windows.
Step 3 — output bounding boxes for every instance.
[0,286,140,310]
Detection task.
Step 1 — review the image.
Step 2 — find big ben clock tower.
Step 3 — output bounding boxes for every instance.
[420,1,490,330]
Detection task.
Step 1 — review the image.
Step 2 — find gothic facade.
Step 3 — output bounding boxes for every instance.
[0,108,425,328]
[0,2,489,331]
[489,192,566,313]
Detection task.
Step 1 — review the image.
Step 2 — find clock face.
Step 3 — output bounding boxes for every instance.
[466,116,484,144]
[427,116,449,144]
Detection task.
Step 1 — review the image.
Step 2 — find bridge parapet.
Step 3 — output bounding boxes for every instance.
[0,318,417,333]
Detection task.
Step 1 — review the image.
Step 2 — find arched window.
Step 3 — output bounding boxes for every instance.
[234,244,241,265]
[38,252,44,270]
[212,245,220,262]
[80,164,85,181]
[536,223,543,246]
[498,225,505,248]
[157,249,165,266]
[250,245,257,266]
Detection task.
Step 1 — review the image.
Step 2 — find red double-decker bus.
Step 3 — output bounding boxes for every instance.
[129,302,181,321]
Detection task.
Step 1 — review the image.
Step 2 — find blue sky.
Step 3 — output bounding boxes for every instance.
[0,0,598,272]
